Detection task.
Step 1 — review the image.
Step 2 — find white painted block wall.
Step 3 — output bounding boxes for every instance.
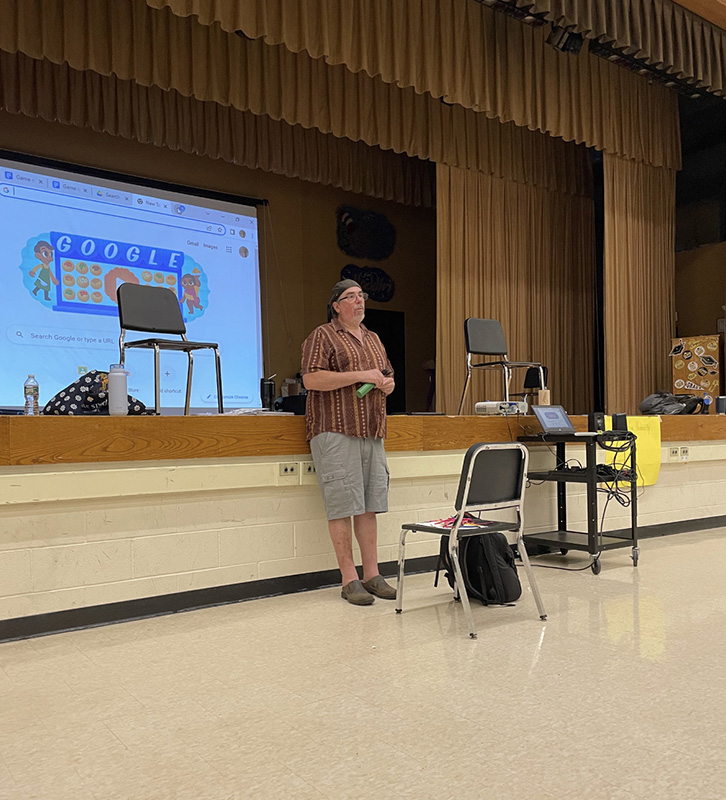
[0,442,723,621]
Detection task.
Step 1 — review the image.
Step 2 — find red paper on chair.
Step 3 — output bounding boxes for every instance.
[423,514,491,529]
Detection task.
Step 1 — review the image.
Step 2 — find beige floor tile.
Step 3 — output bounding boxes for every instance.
[2,529,726,798]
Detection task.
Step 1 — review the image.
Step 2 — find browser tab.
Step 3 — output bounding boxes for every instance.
[133,195,171,213]
[14,172,48,189]
[94,188,133,206]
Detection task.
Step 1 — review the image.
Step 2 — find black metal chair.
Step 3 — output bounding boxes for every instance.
[116,282,223,415]
[395,442,547,638]
[458,318,546,414]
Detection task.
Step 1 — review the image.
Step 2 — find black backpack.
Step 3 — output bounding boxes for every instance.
[639,391,704,415]
[436,530,522,605]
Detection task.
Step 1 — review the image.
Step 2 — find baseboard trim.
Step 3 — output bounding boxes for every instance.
[3,514,726,643]
[635,515,726,538]
[0,556,440,643]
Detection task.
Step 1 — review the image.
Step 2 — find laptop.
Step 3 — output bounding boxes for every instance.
[532,405,598,436]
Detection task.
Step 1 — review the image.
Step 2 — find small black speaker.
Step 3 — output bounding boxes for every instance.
[588,412,606,432]
[612,413,628,431]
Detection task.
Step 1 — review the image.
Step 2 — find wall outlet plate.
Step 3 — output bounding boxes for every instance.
[278,462,298,476]
[680,446,689,462]
[300,461,317,485]
[668,446,680,462]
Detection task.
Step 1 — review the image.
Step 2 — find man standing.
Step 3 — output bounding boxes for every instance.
[301,279,396,605]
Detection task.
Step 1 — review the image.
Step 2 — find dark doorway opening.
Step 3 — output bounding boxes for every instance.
[364,308,406,413]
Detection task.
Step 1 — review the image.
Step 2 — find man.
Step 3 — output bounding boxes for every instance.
[301,279,396,605]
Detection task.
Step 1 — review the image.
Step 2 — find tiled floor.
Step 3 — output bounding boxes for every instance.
[1,529,725,799]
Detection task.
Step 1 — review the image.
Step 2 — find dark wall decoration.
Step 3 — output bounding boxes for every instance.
[336,205,396,261]
[341,264,395,303]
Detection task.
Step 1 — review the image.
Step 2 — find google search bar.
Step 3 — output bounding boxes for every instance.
[0,185,227,236]
[8,325,118,350]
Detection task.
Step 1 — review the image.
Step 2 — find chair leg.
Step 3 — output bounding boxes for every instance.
[396,528,407,613]
[457,365,472,415]
[502,365,511,403]
[184,352,194,415]
[517,532,547,620]
[449,535,477,638]
[214,348,224,414]
[153,345,161,416]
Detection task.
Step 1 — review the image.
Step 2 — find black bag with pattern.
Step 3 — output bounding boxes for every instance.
[41,370,149,415]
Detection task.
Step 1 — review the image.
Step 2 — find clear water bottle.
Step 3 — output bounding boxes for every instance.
[108,364,128,416]
[23,374,39,415]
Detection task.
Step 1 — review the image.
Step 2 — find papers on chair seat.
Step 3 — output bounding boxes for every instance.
[423,514,492,528]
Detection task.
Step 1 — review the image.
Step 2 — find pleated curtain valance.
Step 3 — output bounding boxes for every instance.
[509,0,726,96]
[0,50,434,207]
[142,0,682,169]
[0,0,592,197]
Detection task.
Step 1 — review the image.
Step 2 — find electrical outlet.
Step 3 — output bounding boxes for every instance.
[668,446,680,462]
[300,460,317,484]
[680,446,689,462]
[278,462,299,476]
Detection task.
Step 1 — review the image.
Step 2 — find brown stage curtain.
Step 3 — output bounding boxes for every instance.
[603,154,676,415]
[510,0,726,96]
[0,0,592,196]
[0,51,433,207]
[143,0,682,168]
[437,162,595,416]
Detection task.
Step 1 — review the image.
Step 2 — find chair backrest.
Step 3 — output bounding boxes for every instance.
[523,365,548,390]
[464,318,508,356]
[117,283,186,335]
[454,442,527,511]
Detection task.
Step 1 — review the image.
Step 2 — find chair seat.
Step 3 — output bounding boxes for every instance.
[401,520,516,535]
[471,360,540,368]
[124,338,220,351]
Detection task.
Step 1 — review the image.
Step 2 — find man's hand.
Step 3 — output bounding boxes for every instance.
[359,369,388,388]
[380,377,395,396]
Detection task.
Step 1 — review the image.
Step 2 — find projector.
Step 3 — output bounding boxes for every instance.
[474,401,528,416]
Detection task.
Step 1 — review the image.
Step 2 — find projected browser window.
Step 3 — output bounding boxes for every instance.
[0,156,263,412]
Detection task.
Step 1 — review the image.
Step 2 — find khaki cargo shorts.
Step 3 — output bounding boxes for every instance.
[309,432,389,521]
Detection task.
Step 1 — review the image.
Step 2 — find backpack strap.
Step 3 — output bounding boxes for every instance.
[434,540,444,588]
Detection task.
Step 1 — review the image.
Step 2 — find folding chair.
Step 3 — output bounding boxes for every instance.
[458,318,546,414]
[395,442,547,638]
[117,282,224,415]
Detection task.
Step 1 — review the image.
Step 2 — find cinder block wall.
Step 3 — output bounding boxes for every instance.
[0,444,723,621]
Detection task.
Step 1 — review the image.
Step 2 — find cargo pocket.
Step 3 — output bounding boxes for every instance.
[320,469,349,518]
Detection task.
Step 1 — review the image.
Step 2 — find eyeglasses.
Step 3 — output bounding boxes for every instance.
[337,292,368,303]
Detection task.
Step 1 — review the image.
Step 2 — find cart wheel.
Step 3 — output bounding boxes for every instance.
[632,547,639,567]
[591,558,602,575]
[560,549,569,555]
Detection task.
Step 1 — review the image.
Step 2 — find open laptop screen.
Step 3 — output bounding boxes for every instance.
[532,405,576,434]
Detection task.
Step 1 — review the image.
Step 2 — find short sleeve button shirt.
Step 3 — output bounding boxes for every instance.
[301,318,391,441]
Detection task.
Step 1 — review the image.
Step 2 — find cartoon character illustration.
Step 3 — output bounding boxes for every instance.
[29,241,59,301]
[181,271,203,314]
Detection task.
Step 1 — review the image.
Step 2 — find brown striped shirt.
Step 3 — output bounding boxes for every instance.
[301,318,392,441]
